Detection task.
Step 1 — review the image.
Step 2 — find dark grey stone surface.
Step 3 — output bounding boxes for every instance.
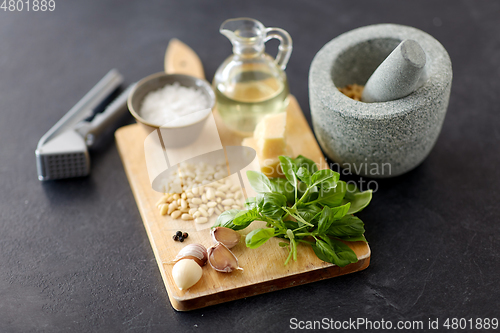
[0,0,499,332]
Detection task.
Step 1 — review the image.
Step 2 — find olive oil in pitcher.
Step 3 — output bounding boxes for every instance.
[213,18,293,136]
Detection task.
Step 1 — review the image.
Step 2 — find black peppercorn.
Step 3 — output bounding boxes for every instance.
[182,232,188,239]
[173,234,178,241]
[176,231,182,238]
[178,236,184,242]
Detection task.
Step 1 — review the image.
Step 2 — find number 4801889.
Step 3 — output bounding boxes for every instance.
[1,0,55,11]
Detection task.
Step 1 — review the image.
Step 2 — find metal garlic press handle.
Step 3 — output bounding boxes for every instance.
[76,83,136,147]
[37,69,123,150]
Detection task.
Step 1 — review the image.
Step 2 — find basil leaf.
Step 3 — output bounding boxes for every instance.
[257,192,287,219]
[328,238,358,266]
[311,239,333,263]
[245,197,257,210]
[344,187,373,214]
[282,219,300,230]
[296,204,322,226]
[232,208,259,227]
[317,203,350,234]
[326,215,365,238]
[246,228,275,249]
[335,234,367,242]
[279,156,297,183]
[294,155,319,174]
[246,170,272,193]
[315,181,347,207]
[310,169,339,189]
[296,166,311,186]
[346,182,358,194]
[213,209,247,230]
[269,177,295,204]
[331,203,351,219]
[278,156,298,200]
[296,181,309,202]
[312,238,358,267]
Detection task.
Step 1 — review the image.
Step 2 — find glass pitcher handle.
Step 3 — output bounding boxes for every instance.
[264,27,293,70]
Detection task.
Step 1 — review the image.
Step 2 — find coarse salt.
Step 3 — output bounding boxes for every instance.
[140,82,209,125]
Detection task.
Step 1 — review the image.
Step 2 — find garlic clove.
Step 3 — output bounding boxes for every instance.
[172,259,203,290]
[172,243,208,267]
[207,242,243,273]
[210,227,241,249]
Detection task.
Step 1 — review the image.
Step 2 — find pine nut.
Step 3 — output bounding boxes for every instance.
[226,193,234,199]
[230,185,240,192]
[214,207,222,215]
[208,207,215,216]
[191,198,202,205]
[180,199,188,209]
[195,217,208,224]
[200,204,208,210]
[189,208,197,215]
[207,202,217,208]
[173,193,180,200]
[160,204,169,215]
[168,202,178,215]
[198,207,208,217]
[171,210,182,219]
[216,197,222,203]
[192,187,199,195]
[206,187,215,200]
[181,213,193,220]
[235,191,242,200]
[179,208,190,213]
[187,192,194,199]
[181,193,187,200]
[215,191,225,198]
[193,211,201,219]
[232,205,241,210]
[202,194,207,203]
[155,195,169,207]
[214,171,226,180]
[222,199,234,206]
[218,184,230,192]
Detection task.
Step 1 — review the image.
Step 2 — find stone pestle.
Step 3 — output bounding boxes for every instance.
[361,39,427,103]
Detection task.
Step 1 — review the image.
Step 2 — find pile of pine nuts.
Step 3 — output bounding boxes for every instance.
[156,161,244,224]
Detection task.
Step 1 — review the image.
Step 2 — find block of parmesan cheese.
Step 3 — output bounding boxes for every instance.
[254,112,287,160]
[242,112,293,178]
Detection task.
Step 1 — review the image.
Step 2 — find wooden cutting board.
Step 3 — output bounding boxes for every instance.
[115,97,370,311]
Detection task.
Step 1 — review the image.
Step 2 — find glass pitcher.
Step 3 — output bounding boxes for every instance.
[213,18,293,136]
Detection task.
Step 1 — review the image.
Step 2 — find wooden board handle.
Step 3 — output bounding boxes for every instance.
[164,38,206,80]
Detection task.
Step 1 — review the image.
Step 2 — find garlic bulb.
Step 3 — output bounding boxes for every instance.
[210,227,240,249]
[207,242,243,273]
[172,243,208,266]
[172,259,203,290]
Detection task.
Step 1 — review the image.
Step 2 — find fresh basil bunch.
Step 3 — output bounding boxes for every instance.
[213,155,372,267]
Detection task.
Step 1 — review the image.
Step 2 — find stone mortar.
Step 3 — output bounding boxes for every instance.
[309,24,452,178]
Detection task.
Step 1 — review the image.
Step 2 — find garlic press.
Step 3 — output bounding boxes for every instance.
[36,69,134,181]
